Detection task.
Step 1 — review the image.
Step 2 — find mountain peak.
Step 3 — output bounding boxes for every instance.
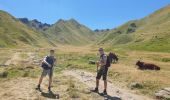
[67,18,81,27]
[57,19,65,23]
[18,18,51,31]
[32,19,40,23]
[18,18,29,24]
[68,18,77,22]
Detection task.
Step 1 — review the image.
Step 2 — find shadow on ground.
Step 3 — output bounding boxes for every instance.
[99,93,121,100]
[41,91,59,99]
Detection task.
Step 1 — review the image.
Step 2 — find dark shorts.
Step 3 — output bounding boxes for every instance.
[41,68,53,78]
[96,67,108,80]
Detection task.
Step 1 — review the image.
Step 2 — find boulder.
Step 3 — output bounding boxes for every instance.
[155,87,170,100]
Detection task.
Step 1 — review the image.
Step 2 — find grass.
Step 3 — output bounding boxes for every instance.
[52,47,170,98]
[97,5,170,53]
[0,10,53,48]
[0,47,169,99]
[0,49,12,64]
[51,75,103,99]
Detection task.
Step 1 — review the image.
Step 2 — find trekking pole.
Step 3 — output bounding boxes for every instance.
[96,61,99,73]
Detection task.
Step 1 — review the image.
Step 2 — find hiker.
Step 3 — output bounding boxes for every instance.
[92,48,110,95]
[36,50,56,92]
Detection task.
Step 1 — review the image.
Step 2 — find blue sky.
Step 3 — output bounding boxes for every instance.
[0,0,170,30]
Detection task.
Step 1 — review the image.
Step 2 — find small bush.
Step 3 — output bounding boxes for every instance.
[67,79,79,98]
[162,58,170,62]
[129,82,143,89]
[22,71,29,77]
[0,71,8,78]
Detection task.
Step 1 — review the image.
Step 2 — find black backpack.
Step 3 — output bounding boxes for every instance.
[101,54,111,68]
[41,56,55,69]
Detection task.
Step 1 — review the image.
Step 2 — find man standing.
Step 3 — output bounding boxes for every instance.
[92,48,108,95]
[36,50,56,92]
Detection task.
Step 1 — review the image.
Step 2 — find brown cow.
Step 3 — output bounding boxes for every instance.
[136,61,160,70]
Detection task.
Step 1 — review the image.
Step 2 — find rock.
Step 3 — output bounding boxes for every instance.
[0,64,8,67]
[155,87,170,99]
[129,82,143,89]
[116,90,120,93]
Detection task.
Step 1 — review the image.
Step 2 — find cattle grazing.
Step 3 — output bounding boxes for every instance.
[136,61,160,70]
[109,52,118,63]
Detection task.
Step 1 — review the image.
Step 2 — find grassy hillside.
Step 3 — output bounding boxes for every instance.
[0,10,98,48]
[0,10,53,48]
[97,5,170,52]
[45,19,98,45]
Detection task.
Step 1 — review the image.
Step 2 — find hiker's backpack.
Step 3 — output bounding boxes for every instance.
[41,56,55,69]
[101,54,111,68]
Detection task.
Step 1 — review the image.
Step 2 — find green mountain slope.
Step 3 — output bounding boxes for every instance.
[97,5,170,52]
[0,10,98,48]
[0,10,53,48]
[44,19,98,45]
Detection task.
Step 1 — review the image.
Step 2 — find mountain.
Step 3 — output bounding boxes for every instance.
[0,10,98,48]
[97,4,170,52]
[0,10,53,48]
[18,18,51,31]
[44,18,98,45]
[94,29,110,35]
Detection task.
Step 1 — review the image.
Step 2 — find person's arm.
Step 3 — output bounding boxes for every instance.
[42,56,52,67]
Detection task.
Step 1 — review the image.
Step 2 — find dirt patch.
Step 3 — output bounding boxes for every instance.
[63,69,153,100]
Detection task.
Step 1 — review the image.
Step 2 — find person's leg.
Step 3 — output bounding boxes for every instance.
[103,68,108,94]
[38,70,47,86]
[36,69,46,91]
[48,77,52,91]
[48,69,53,92]
[96,79,99,88]
[93,69,102,92]
[38,76,43,87]
[104,80,107,91]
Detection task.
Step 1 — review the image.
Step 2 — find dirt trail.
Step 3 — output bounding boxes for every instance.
[0,78,38,100]
[0,77,58,100]
[63,69,153,100]
[4,52,20,66]
[4,51,41,66]
[0,50,155,100]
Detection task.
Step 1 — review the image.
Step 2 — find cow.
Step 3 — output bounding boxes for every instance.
[109,52,118,63]
[136,61,160,70]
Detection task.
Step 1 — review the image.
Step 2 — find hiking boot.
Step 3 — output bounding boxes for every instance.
[48,87,52,93]
[91,87,99,93]
[35,85,42,92]
[103,89,107,95]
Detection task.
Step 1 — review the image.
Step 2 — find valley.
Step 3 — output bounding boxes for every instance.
[0,3,170,100]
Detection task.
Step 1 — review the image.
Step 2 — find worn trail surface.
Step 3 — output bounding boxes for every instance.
[64,69,153,100]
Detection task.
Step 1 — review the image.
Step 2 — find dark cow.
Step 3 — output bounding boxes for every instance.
[109,52,118,63]
[136,61,160,70]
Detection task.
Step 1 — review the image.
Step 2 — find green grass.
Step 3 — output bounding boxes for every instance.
[0,10,53,48]
[97,5,170,53]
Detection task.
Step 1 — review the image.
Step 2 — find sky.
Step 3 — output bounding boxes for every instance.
[0,0,170,30]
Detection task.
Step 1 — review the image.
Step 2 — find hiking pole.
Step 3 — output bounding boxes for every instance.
[96,61,99,73]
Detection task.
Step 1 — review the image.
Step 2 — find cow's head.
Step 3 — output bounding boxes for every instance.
[136,60,140,65]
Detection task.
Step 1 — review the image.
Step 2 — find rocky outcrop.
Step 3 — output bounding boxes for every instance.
[18,18,51,31]
[155,87,170,100]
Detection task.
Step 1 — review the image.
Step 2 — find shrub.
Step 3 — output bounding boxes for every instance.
[0,71,8,78]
